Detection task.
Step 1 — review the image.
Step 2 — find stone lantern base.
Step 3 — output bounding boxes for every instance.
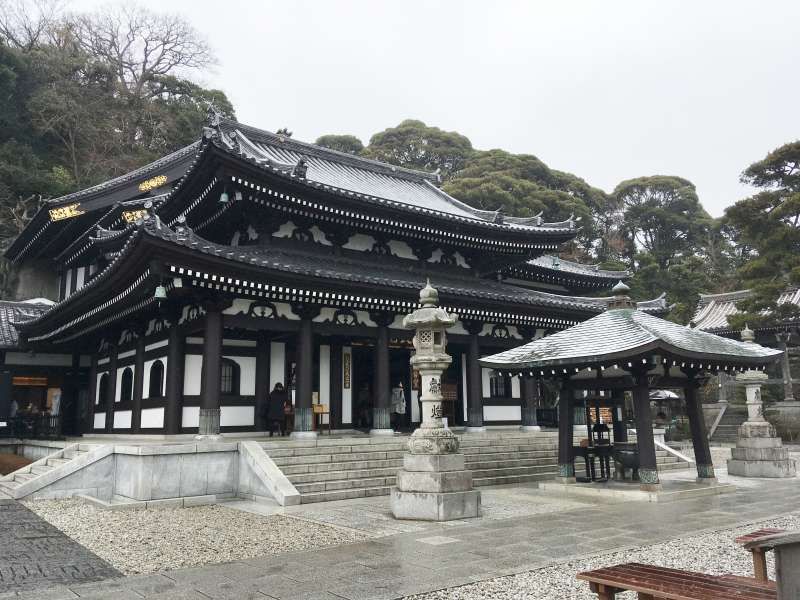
[727,421,797,478]
[390,452,480,521]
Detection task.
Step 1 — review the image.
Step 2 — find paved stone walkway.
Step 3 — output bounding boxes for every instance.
[0,500,120,598]
[15,475,797,600]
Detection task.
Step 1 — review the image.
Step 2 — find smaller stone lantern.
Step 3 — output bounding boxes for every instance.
[728,326,797,478]
[390,281,481,520]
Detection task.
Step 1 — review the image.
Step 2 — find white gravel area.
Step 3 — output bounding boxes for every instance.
[408,514,800,600]
[23,499,369,575]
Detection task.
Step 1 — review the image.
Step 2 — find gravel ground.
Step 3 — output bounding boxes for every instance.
[23,499,370,575]
[408,514,800,600]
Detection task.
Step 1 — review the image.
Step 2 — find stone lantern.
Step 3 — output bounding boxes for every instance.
[390,281,481,520]
[728,325,797,478]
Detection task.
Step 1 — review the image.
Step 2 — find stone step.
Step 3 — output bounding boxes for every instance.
[300,486,390,504]
[12,472,36,482]
[264,445,407,458]
[471,464,555,479]
[295,476,396,494]
[280,458,404,475]
[288,466,401,484]
[30,465,55,476]
[47,458,71,467]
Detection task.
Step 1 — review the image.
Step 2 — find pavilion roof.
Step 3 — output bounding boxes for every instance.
[691,288,800,334]
[479,306,782,372]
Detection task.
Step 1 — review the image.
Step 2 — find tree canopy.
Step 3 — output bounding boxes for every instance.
[363,119,473,178]
[725,141,800,329]
[315,134,364,155]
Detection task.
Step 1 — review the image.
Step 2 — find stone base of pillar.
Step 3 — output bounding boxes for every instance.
[390,452,480,521]
[197,408,220,437]
[290,430,318,440]
[637,468,660,491]
[728,421,797,477]
[695,463,718,485]
[294,407,313,433]
[520,425,541,432]
[463,426,487,433]
[372,407,391,431]
[639,483,663,492]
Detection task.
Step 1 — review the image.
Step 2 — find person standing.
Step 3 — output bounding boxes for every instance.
[267,383,287,437]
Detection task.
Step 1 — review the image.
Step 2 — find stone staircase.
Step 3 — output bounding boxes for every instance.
[0,444,95,499]
[263,433,561,504]
[263,431,690,504]
[711,406,748,444]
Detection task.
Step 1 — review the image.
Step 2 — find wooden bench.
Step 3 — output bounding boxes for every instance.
[743,531,800,599]
[734,528,786,582]
[576,562,776,599]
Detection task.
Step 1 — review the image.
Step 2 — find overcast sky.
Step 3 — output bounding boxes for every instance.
[75,0,800,217]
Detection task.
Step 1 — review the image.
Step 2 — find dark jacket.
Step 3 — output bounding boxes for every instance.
[267,389,287,420]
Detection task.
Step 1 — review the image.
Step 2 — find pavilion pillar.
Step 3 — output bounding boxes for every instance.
[776,332,796,402]
[684,373,716,483]
[131,325,146,433]
[199,305,223,437]
[520,374,541,431]
[86,355,97,433]
[105,342,118,433]
[292,308,317,438]
[164,313,184,435]
[611,389,627,443]
[556,379,575,482]
[464,323,485,432]
[254,333,270,431]
[631,369,660,490]
[371,318,393,435]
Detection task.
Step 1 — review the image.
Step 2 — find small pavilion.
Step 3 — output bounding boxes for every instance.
[480,282,783,491]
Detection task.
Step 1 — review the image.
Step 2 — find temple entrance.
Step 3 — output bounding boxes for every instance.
[350,344,413,432]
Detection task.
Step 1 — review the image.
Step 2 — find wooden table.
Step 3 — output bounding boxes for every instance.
[735,528,786,582]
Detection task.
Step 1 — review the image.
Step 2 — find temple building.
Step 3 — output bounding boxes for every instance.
[0,114,668,438]
[692,289,798,404]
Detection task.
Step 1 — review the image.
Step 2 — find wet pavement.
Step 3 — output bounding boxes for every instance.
[15,471,798,600]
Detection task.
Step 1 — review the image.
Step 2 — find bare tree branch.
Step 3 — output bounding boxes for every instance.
[72,3,216,99]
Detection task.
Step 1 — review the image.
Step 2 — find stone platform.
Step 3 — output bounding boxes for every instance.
[538,479,736,503]
[727,421,797,478]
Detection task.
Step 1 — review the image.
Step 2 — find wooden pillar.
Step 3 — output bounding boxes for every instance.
[685,373,716,481]
[105,342,118,433]
[557,379,575,481]
[293,315,315,436]
[465,322,485,431]
[371,321,392,433]
[329,343,343,429]
[199,306,223,436]
[131,326,146,433]
[777,332,796,402]
[86,354,98,433]
[520,374,540,430]
[611,389,627,443]
[164,316,184,435]
[631,369,660,490]
[254,333,270,431]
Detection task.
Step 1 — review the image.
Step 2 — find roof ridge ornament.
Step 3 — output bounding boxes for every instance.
[292,156,309,179]
[608,280,635,310]
[741,323,756,343]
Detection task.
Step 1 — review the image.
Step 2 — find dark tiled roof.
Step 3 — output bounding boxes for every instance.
[143,218,666,315]
[218,123,574,233]
[527,255,630,279]
[0,300,53,349]
[480,307,782,371]
[146,218,596,313]
[692,288,800,333]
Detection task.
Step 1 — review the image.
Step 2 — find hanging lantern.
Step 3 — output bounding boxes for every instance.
[154,285,167,300]
[218,188,229,204]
